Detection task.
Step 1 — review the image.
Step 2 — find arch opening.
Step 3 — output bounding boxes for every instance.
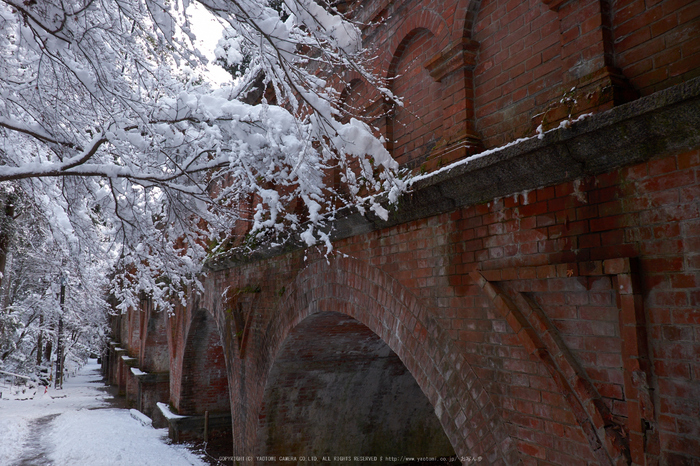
[179,309,229,415]
[255,311,456,461]
[173,308,232,453]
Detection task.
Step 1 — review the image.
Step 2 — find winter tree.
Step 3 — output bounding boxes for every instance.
[0,183,108,378]
[0,0,404,318]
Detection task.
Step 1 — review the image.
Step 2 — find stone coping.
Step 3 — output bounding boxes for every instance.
[132,369,170,384]
[206,76,700,271]
[120,355,138,367]
[165,411,233,431]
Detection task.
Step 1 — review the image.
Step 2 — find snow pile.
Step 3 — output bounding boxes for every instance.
[0,413,29,463]
[130,408,154,427]
[49,409,201,465]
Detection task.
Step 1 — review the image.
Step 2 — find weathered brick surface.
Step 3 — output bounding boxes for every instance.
[199,146,700,465]
[106,0,700,463]
[614,0,700,95]
[170,304,229,416]
[255,311,456,458]
[389,29,445,169]
[105,295,230,429]
[139,300,169,374]
[208,253,519,463]
[347,0,698,163]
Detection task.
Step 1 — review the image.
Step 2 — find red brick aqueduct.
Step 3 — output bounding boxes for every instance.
[103,0,700,464]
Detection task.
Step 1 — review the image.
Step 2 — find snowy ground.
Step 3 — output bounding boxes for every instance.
[0,359,207,466]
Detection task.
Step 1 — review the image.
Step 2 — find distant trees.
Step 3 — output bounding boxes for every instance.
[0,0,404,320]
[0,184,107,376]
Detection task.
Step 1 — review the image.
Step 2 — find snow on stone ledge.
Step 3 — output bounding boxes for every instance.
[130,409,153,427]
[130,367,147,376]
[156,402,188,420]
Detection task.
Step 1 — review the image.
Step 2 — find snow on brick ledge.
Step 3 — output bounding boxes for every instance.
[156,402,187,420]
[130,409,153,427]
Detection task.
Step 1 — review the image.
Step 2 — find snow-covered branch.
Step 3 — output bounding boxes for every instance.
[0,0,405,313]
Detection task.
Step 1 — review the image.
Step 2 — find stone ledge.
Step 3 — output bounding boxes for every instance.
[131,369,170,384]
[393,75,700,224]
[120,355,138,367]
[165,411,233,443]
[206,76,700,271]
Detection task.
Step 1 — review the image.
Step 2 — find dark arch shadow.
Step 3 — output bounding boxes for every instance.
[174,308,232,451]
[236,255,520,463]
[179,308,230,415]
[255,311,457,460]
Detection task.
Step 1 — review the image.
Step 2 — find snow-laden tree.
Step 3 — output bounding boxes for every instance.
[0,183,108,377]
[0,0,404,313]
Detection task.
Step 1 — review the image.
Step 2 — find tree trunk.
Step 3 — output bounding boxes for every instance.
[0,196,15,294]
[44,338,52,364]
[36,313,44,365]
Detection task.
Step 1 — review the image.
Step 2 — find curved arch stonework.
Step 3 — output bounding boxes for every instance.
[162,305,232,447]
[387,27,445,169]
[384,5,482,170]
[385,12,449,74]
[255,310,457,457]
[210,255,521,464]
[177,308,229,416]
[102,2,700,462]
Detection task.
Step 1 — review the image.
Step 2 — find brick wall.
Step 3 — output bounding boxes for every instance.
[472,0,562,146]
[139,303,169,374]
[176,308,230,416]
[389,28,445,169]
[255,311,455,459]
[204,145,700,464]
[345,0,700,168]
[105,294,230,432]
[109,0,700,462]
[198,0,700,450]
[614,0,700,95]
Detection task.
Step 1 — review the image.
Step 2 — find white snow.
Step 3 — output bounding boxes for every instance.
[409,112,595,185]
[130,408,153,427]
[0,360,206,466]
[157,401,188,420]
[1,0,409,314]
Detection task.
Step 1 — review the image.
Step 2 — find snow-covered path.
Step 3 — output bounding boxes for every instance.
[0,360,207,466]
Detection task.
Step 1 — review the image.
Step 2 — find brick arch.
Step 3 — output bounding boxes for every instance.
[380,2,487,79]
[139,301,169,373]
[386,27,445,169]
[385,10,450,76]
[386,6,483,171]
[252,255,521,463]
[255,310,457,458]
[130,301,171,424]
[176,307,229,416]
[459,0,485,40]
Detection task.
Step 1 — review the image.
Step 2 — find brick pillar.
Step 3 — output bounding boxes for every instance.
[424,38,483,168]
[608,258,660,466]
[536,0,636,130]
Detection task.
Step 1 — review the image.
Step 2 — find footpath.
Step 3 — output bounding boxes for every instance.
[0,359,207,466]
